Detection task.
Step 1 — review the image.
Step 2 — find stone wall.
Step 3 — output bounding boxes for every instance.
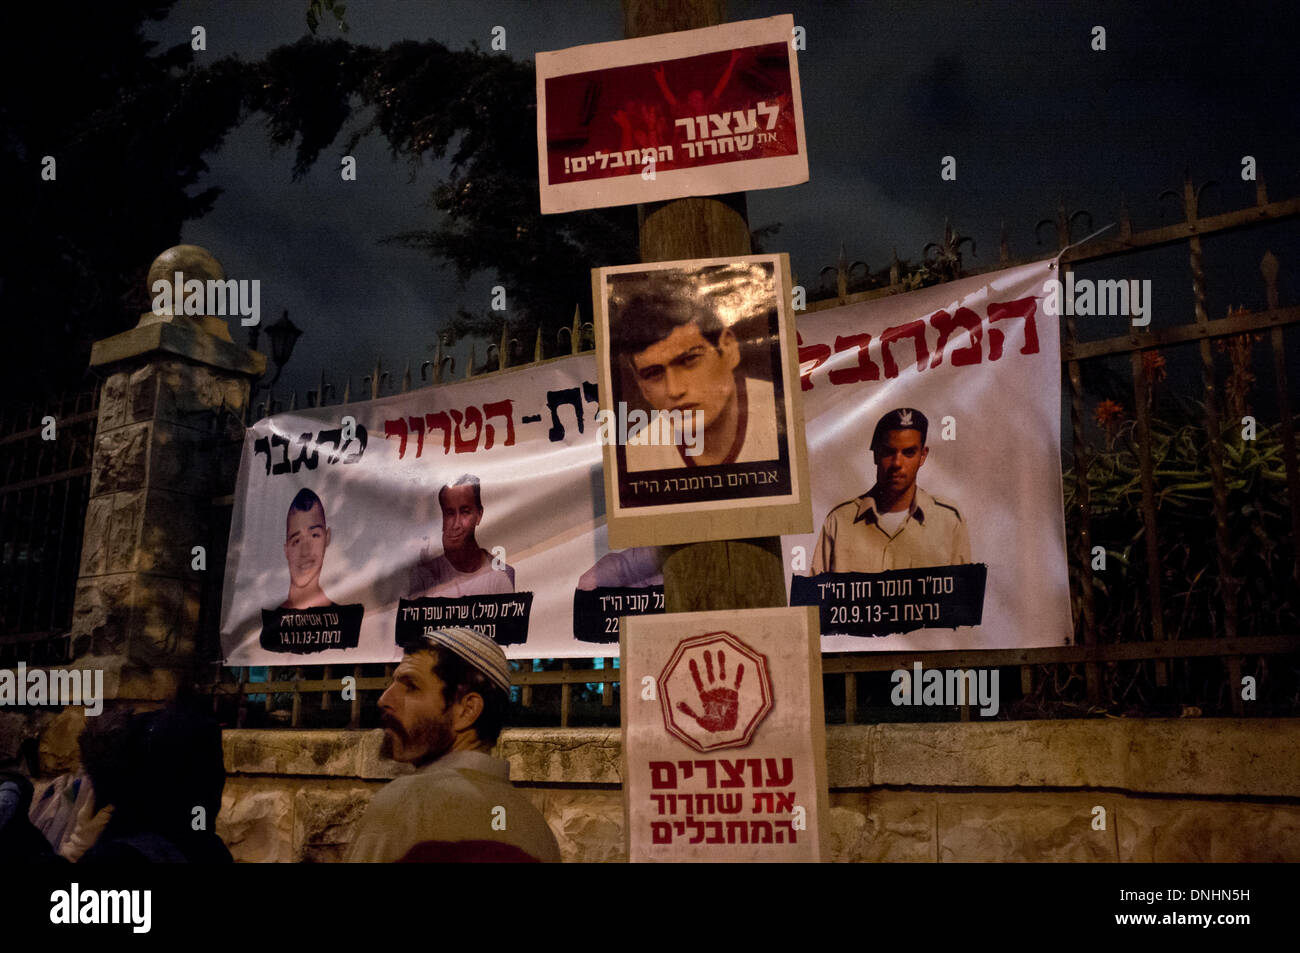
[214,720,1300,862]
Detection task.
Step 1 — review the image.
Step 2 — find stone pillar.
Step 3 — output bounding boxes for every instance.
[68,245,266,707]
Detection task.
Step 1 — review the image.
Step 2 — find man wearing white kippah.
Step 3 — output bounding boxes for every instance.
[346,627,561,862]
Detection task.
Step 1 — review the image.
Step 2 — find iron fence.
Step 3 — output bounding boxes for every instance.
[0,382,98,668]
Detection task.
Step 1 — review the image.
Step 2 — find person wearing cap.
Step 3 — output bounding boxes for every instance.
[345,627,560,863]
[611,277,780,471]
[811,408,970,574]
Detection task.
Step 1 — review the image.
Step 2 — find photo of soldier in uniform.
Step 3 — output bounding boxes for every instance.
[408,474,517,599]
[811,408,970,573]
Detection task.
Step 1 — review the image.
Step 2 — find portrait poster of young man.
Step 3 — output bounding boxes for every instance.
[594,255,810,548]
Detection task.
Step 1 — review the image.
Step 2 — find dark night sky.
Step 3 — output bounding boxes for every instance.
[137,0,1300,405]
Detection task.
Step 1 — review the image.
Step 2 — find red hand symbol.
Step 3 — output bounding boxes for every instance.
[676,649,745,733]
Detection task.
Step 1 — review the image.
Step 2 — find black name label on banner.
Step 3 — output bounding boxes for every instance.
[396,593,534,647]
[617,458,792,508]
[790,565,988,637]
[259,603,364,654]
[572,586,666,643]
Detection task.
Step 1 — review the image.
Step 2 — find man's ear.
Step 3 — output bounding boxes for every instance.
[451,691,484,733]
[324,527,332,549]
[919,446,929,466]
[719,327,740,372]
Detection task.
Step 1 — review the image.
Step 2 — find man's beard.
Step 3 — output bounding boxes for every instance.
[380,713,455,766]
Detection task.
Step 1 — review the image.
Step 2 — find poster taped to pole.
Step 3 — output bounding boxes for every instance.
[592,253,812,548]
[536,15,808,213]
[621,605,828,862]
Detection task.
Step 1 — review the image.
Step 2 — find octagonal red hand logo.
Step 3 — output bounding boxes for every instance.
[676,649,744,733]
[659,632,771,753]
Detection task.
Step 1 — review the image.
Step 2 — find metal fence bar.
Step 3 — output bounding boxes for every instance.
[1131,348,1168,687]
[1180,190,1239,647]
[349,664,362,729]
[819,635,1299,671]
[220,634,1299,697]
[1062,195,1300,264]
[291,666,304,727]
[1260,253,1300,588]
[0,408,98,449]
[560,660,572,727]
[1064,304,1300,361]
[1061,260,1100,700]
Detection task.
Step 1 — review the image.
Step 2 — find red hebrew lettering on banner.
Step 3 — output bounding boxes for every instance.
[659,632,771,752]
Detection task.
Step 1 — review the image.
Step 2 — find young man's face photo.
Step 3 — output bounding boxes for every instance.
[873,428,928,495]
[284,502,330,593]
[629,319,741,432]
[440,483,482,555]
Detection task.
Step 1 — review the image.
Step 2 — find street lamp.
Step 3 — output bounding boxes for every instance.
[248,310,303,420]
[261,309,302,389]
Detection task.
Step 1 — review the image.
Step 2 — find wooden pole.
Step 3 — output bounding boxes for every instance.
[624,0,787,614]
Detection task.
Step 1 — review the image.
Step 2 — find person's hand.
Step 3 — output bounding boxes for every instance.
[60,796,112,862]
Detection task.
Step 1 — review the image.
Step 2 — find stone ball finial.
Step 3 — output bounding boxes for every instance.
[146,245,225,304]
[139,244,233,342]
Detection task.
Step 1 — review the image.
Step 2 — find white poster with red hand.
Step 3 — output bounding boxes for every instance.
[621,606,827,862]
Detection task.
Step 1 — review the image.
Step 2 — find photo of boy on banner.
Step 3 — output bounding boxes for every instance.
[397,473,532,648]
[259,487,364,654]
[407,474,517,599]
